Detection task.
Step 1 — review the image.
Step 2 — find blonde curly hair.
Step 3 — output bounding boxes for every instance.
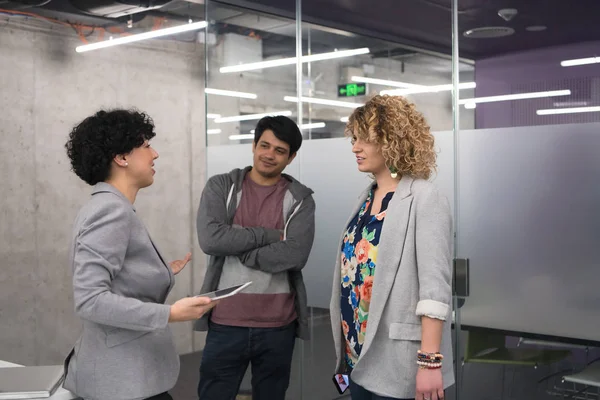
[346,95,436,180]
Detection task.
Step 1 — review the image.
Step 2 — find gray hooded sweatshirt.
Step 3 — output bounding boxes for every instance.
[194,167,315,339]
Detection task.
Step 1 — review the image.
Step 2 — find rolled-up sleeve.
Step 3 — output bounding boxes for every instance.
[72,201,171,331]
[414,187,453,320]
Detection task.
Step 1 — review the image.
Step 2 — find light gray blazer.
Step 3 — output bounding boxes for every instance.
[329,176,455,399]
[63,183,179,400]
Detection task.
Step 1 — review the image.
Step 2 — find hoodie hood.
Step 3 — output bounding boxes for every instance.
[228,166,314,201]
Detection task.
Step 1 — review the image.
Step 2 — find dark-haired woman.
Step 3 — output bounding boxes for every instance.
[63,109,216,400]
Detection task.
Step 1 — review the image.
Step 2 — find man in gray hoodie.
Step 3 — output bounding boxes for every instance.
[194,115,316,400]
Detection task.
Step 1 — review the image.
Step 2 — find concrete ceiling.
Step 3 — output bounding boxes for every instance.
[3,0,596,61]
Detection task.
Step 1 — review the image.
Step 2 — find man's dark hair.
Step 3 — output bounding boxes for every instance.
[65,109,156,186]
[254,115,302,156]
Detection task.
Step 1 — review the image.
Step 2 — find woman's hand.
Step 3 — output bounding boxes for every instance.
[170,252,191,275]
[416,367,444,400]
[169,296,218,322]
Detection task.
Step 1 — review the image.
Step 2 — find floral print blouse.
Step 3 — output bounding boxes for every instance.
[340,187,394,370]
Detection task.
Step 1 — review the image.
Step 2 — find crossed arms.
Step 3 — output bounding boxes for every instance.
[197,175,316,273]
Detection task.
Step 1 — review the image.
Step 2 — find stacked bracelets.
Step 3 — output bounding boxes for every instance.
[417,350,443,369]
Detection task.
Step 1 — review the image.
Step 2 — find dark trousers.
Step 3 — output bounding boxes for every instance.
[144,392,173,400]
[349,377,413,400]
[198,321,296,400]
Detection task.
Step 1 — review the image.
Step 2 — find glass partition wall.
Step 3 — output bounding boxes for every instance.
[455,1,600,399]
[203,0,461,398]
[203,0,600,399]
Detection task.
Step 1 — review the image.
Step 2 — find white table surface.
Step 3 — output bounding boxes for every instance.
[0,360,79,400]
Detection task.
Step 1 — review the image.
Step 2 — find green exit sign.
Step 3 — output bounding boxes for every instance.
[338,82,366,97]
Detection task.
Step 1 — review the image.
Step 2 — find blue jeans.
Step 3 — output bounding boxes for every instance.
[198,321,296,400]
[349,377,413,400]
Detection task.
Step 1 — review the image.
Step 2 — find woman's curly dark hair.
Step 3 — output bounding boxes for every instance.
[65,109,156,185]
[346,95,436,180]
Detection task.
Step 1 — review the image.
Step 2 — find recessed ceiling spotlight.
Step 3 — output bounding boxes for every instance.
[497,8,518,22]
[526,25,547,32]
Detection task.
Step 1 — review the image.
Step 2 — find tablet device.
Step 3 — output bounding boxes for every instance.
[196,282,252,301]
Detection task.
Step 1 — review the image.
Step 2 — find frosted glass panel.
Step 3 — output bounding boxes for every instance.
[298,138,371,307]
[431,131,455,217]
[457,122,600,342]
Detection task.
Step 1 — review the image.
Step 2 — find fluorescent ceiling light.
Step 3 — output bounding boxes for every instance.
[560,57,600,67]
[340,117,349,123]
[284,96,362,109]
[536,106,600,115]
[229,134,255,141]
[464,103,476,109]
[553,101,588,107]
[207,129,222,135]
[381,82,476,96]
[301,122,326,129]
[459,89,571,105]
[250,123,325,133]
[207,113,221,119]
[76,21,208,53]
[215,110,292,123]
[351,76,423,89]
[205,88,257,99]
[220,48,370,73]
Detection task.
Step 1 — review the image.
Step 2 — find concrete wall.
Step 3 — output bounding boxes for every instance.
[0,20,207,366]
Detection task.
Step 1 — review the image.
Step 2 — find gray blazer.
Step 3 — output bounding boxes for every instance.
[63,183,179,400]
[330,176,455,399]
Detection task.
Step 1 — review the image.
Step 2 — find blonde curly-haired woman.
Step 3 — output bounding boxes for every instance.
[330,95,454,400]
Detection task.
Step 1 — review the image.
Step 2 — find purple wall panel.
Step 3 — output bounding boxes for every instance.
[473,41,600,128]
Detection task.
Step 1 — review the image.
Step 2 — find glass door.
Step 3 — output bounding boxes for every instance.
[452,0,600,398]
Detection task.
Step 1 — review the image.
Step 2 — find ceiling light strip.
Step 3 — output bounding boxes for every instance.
[300,122,326,129]
[76,21,208,53]
[381,82,476,96]
[560,57,600,67]
[351,76,423,88]
[219,48,370,73]
[536,106,600,115]
[284,96,362,109]
[205,88,257,99]
[459,89,571,105]
[229,134,254,141]
[215,110,292,123]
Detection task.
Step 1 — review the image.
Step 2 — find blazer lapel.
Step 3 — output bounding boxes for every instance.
[360,176,414,359]
[148,234,175,293]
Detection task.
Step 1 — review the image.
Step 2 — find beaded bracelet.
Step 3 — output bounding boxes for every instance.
[417,360,442,369]
[418,350,443,360]
[417,350,443,369]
